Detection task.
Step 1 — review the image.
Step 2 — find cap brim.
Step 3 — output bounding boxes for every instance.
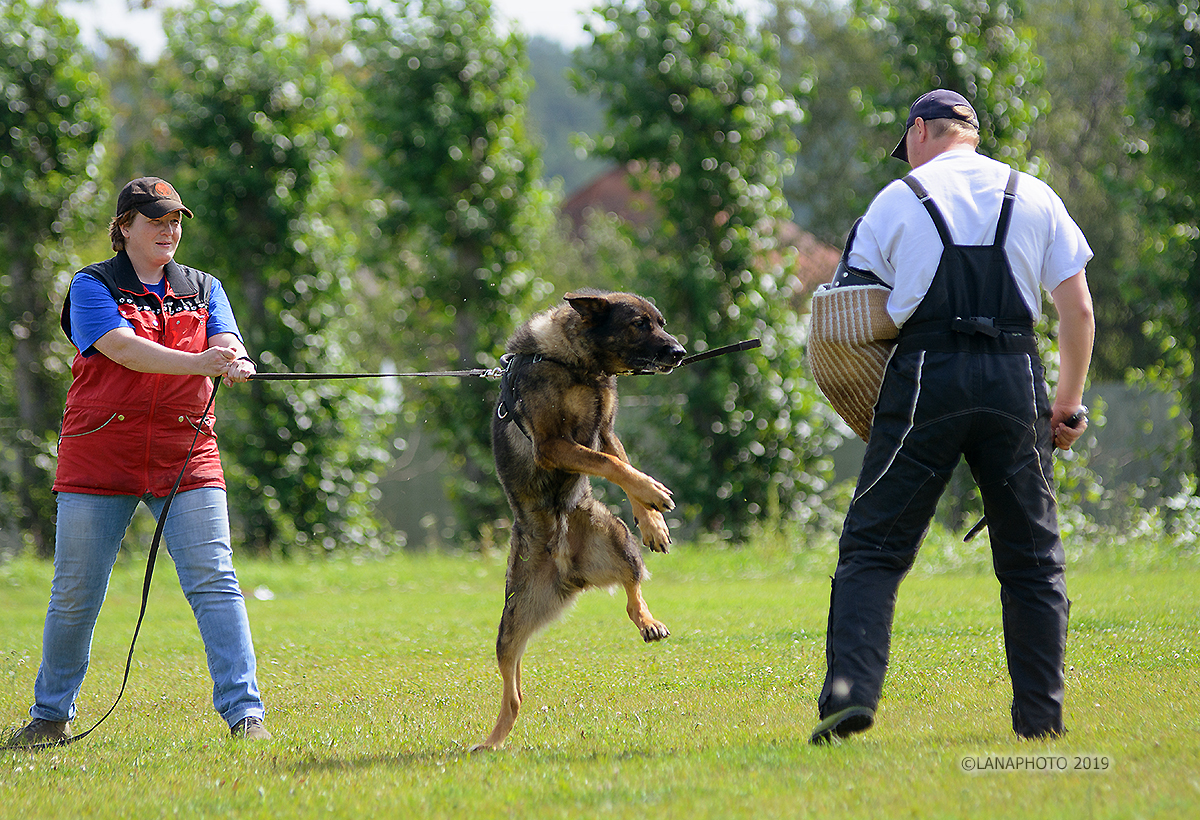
[891,133,908,162]
[137,201,194,219]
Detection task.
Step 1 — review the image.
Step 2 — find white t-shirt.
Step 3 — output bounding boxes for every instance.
[847,148,1093,326]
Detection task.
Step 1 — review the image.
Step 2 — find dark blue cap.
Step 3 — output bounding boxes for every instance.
[891,89,979,162]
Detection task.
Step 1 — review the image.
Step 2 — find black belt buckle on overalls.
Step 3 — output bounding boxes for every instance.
[950,316,1002,338]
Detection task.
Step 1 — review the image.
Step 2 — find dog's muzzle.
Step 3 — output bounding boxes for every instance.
[633,345,686,374]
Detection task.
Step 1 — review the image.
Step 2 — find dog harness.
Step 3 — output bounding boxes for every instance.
[495,353,533,440]
[496,352,594,442]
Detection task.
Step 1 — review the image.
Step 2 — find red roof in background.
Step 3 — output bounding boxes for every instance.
[778,220,842,295]
[562,166,659,231]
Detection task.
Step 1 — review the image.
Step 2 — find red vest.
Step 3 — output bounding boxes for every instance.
[54,253,226,496]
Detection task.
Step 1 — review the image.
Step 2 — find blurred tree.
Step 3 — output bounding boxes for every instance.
[525,36,608,191]
[851,0,1054,530]
[1126,0,1200,481]
[0,0,109,556]
[92,36,169,193]
[352,0,556,540]
[573,0,842,539]
[769,1,1148,383]
[764,0,890,247]
[157,0,393,556]
[847,0,1049,183]
[1027,0,1152,382]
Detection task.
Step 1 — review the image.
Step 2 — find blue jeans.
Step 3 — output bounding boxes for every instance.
[31,489,265,729]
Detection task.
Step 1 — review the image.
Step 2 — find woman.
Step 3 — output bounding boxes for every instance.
[7,177,270,745]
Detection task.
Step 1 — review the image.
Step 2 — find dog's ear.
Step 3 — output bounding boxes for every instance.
[564,291,613,325]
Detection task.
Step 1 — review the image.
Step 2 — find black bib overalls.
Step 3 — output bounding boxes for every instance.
[818,169,1069,739]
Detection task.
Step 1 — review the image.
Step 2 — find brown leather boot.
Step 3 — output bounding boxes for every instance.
[4,718,71,748]
[230,716,271,739]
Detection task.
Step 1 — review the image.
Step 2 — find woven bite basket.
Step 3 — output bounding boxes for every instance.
[807,283,899,442]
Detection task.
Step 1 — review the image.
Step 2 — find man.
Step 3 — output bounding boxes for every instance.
[811,90,1094,744]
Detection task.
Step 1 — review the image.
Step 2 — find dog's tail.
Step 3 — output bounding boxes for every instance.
[549,514,571,577]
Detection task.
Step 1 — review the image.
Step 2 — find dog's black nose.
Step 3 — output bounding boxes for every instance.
[662,343,686,368]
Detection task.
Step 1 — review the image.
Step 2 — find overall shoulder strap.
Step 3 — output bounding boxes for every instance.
[902,175,954,248]
[992,168,1020,246]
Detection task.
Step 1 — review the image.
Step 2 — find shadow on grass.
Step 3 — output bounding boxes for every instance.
[286,742,693,775]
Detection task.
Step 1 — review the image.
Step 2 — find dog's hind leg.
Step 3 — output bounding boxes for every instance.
[472,531,575,752]
[548,513,572,577]
[471,634,525,752]
[571,499,671,643]
[624,578,670,642]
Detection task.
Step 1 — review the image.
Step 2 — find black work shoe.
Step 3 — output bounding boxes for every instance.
[230,716,271,740]
[809,705,875,745]
[4,718,72,749]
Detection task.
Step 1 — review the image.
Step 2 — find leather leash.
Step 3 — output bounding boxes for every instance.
[246,338,762,382]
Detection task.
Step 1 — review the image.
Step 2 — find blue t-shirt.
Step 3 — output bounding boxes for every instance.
[69,272,242,356]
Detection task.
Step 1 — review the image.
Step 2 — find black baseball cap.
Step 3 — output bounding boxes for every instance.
[891,89,979,162]
[116,177,194,219]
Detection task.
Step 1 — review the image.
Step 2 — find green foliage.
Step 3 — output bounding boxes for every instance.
[774,0,1166,523]
[573,0,841,539]
[352,0,555,538]
[763,1,886,247]
[525,36,608,192]
[1025,0,1152,381]
[156,0,393,556]
[1,0,1197,557]
[91,38,169,191]
[0,0,108,554]
[848,0,1048,184]
[778,0,1150,380]
[1125,0,1200,480]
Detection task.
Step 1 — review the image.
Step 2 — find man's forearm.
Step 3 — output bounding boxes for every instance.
[1051,271,1095,409]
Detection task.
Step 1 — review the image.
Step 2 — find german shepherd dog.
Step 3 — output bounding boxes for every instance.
[471,290,686,751]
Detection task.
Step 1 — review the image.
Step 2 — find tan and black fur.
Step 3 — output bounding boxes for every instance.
[471,291,686,751]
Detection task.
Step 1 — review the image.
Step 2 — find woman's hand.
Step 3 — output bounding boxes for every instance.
[222,355,256,385]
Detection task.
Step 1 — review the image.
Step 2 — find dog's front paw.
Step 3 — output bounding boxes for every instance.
[636,509,671,553]
[633,474,675,513]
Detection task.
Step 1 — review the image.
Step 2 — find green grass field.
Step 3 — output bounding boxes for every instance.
[2,529,1197,819]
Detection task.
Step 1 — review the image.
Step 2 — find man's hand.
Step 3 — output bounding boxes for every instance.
[1051,404,1087,450]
